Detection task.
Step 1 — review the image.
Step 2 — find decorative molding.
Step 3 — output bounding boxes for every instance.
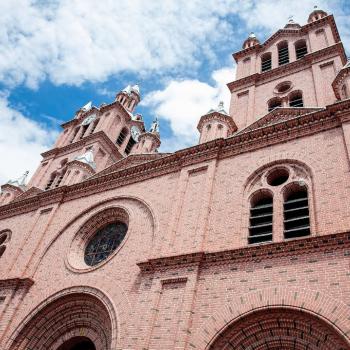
[229,43,346,93]
[197,112,238,134]
[0,278,34,289]
[137,231,350,273]
[1,100,350,220]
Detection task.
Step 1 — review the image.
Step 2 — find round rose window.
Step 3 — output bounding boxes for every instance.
[84,222,128,266]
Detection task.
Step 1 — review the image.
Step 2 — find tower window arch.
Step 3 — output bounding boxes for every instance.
[116,127,128,145]
[0,230,10,259]
[125,137,136,155]
[268,97,282,112]
[295,39,308,59]
[261,52,272,72]
[249,192,273,244]
[289,90,303,107]
[283,184,310,239]
[45,172,57,190]
[89,118,100,134]
[278,41,289,65]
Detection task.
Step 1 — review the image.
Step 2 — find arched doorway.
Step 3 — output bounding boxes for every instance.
[56,337,96,350]
[9,293,113,350]
[209,308,350,350]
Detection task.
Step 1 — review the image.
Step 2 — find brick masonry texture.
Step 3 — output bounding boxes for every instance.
[1,7,350,350]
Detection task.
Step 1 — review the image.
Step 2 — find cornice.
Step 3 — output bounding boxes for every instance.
[1,100,350,220]
[137,231,350,272]
[0,277,34,289]
[228,43,346,92]
[41,131,123,161]
[233,15,340,61]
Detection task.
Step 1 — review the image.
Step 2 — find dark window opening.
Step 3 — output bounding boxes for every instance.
[70,127,79,143]
[284,188,310,239]
[79,125,89,139]
[295,40,308,59]
[116,128,128,145]
[268,98,282,112]
[277,82,291,93]
[249,196,273,244]
[261,53,272,72]
[57,336,96,350]
[278,41,289,66]
[267,168,289,186]
[125,137,136,155]
[289,92,303,107]
[45,175,56,190]
[54,170,66,188]
[89,119,99,134]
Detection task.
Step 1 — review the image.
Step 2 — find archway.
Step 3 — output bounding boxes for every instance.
[9,292,113,350]
[209,308,350,350]
[56,337,96,350]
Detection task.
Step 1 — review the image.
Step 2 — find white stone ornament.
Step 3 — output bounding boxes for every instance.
[131,125,141,142]
[81,113,96,126]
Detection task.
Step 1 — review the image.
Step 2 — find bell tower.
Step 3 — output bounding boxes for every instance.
[4,84,162,198]
[228,7,347,130]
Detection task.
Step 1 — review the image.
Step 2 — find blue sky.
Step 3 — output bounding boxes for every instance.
[1,0,350,183]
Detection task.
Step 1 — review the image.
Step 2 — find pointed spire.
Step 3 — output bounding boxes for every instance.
[74,148,96,169]
[81,101,92,112]
[149,117,160,133]
[7,171,29,188]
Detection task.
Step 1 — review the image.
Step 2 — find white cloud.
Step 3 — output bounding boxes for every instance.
[0,0,246,89]
[0,94,58,184]
[142,66,235,151]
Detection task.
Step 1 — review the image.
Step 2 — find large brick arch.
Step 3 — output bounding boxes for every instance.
[6,286,118,350]
[191,287,350,349]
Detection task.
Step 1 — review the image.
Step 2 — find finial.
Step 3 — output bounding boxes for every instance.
[218,101,224,109]
[7,171,29,187]
[149,117,160,133]
[248,32,256,38]
[288,15,294,23]
[314,5,318,9]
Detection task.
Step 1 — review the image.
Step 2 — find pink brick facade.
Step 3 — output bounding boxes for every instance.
[1,8,350,350]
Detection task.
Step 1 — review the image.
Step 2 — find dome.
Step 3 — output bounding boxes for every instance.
[242,32,260,49]
[284,18,301,29]
[307,6,327,23]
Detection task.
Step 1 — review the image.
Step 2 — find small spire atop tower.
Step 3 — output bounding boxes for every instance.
[242,32,260,50]
[116,83,141,113]
[149,117,160,134]
[6,171,29,189]
[308,5,327,23]
[284,15,301,29]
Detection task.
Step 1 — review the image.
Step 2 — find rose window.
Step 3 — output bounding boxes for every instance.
[84,222,128,266]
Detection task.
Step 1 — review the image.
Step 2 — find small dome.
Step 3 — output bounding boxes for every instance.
[284,17,301,29]
[206,101,229,115]
[131,84,140,95]
[307,6,327,23]
[6,171,29,189]
[242,32,260,49]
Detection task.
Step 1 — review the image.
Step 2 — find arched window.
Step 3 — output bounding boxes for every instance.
[125,137,136,155]
[289,91,303,107]
[268,97,282,112]
[278,41,289,65]
[45,173,56,190]
[70,127,80,143]
[261,52,272,72]
[295,39,308,59]
[0,230,10,259]
[249,193,273,244]
[89,118,100,134]
[283,185,310,239]
[116,127,128,145]
[79,124,89,139]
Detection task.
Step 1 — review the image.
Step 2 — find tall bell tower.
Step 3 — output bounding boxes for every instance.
[1,85,161,202]
[228,6,347,130]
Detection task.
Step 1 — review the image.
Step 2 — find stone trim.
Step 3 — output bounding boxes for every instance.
[137,231,350,272]
[0,278,34,289]
[0,100,350,220]
[229,43,346,92]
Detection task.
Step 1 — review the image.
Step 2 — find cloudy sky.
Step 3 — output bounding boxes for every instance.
[0,0,349,183]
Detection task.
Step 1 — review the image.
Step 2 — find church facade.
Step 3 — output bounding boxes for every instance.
[1,7,350,350]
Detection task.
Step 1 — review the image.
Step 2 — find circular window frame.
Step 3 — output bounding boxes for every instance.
[266,167,290,187]
[66,207,130,273]
[274,81,293,95]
